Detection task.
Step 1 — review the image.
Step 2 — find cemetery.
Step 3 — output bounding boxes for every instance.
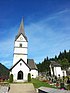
[32,77,70,90]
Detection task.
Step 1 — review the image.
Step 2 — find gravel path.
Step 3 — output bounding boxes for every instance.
[9,83,36,93]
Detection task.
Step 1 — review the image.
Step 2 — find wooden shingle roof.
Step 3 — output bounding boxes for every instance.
[10,59,38,71]
[50,61,61,67]
[28,59,38,70]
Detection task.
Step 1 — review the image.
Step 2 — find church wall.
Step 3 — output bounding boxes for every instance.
[13,55,27,65]
[14,42,27,48]
[11,20,38,82]
[30,69,38,78]
[13,34,28,65]
[12,60,30,82]
[14,48,27,54]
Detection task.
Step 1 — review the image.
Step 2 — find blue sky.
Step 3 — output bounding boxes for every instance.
[0,0,70,68]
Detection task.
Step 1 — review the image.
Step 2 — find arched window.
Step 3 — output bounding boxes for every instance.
[17,71,23,80]
[20,43,22,47]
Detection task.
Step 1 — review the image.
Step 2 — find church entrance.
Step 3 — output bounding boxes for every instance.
[17,71,23,80]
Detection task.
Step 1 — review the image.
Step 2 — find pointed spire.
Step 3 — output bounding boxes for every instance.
[15,18,28,41]
[18,18,25,36]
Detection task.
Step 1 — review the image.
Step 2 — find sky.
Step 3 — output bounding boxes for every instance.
[0,0,70,68]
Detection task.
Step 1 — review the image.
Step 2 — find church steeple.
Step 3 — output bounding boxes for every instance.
[18,18,25,36]
[13,18,28,65]
[15,18,27,41]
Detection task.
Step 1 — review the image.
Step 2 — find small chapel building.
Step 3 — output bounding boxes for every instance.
[50,61,66,77]
[10,19,38,82]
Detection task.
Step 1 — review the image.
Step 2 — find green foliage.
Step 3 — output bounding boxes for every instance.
[37,63,43,72]
[37,50,70,73]
[67,84,70,90]
[28,73,31,82]
[60,83,64,88]
[58,50,70,63]
[55,55,58,61]
[9,74,13,83]
[37,57,50,73]
[59,58,70,70]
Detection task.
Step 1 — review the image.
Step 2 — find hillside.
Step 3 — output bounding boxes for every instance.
[0,63,9,80]
[37,50,70,73]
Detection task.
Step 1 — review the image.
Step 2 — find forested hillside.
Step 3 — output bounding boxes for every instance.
[37,50,70,73]
[0,63,9,79]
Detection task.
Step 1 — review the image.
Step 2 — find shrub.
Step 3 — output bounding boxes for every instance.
[67,77,70,84]
[28,73,31,82]
[60,82,64,88]
[9,74,13,83]
[67,84,70,90]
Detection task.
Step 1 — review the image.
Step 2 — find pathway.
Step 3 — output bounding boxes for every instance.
[9,83,36,93]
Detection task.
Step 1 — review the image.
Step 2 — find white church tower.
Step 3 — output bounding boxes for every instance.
[10,19,38,82]
[13,19,28,65]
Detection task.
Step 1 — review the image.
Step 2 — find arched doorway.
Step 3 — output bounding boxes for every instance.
[17,71,23,80]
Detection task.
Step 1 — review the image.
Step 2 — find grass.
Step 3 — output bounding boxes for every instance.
[31,78,55,88]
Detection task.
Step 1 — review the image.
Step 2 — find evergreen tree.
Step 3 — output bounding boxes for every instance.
[55,55,57,61]
[46,56,49,61]
[59,58,70,70]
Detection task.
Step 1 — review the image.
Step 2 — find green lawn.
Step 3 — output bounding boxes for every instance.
[31,78,55,88]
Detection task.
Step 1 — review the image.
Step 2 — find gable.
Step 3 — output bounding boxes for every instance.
[10,59,31,71]
[15,34,28,42]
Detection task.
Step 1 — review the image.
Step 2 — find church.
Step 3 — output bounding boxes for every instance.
[10,19,38,82]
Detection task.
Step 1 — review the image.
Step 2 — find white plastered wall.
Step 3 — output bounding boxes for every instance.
[30,69,38,78]
[13,34,28,65]
[54,67,63,77]
[13,55,27,65]
[11,60,30,82]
